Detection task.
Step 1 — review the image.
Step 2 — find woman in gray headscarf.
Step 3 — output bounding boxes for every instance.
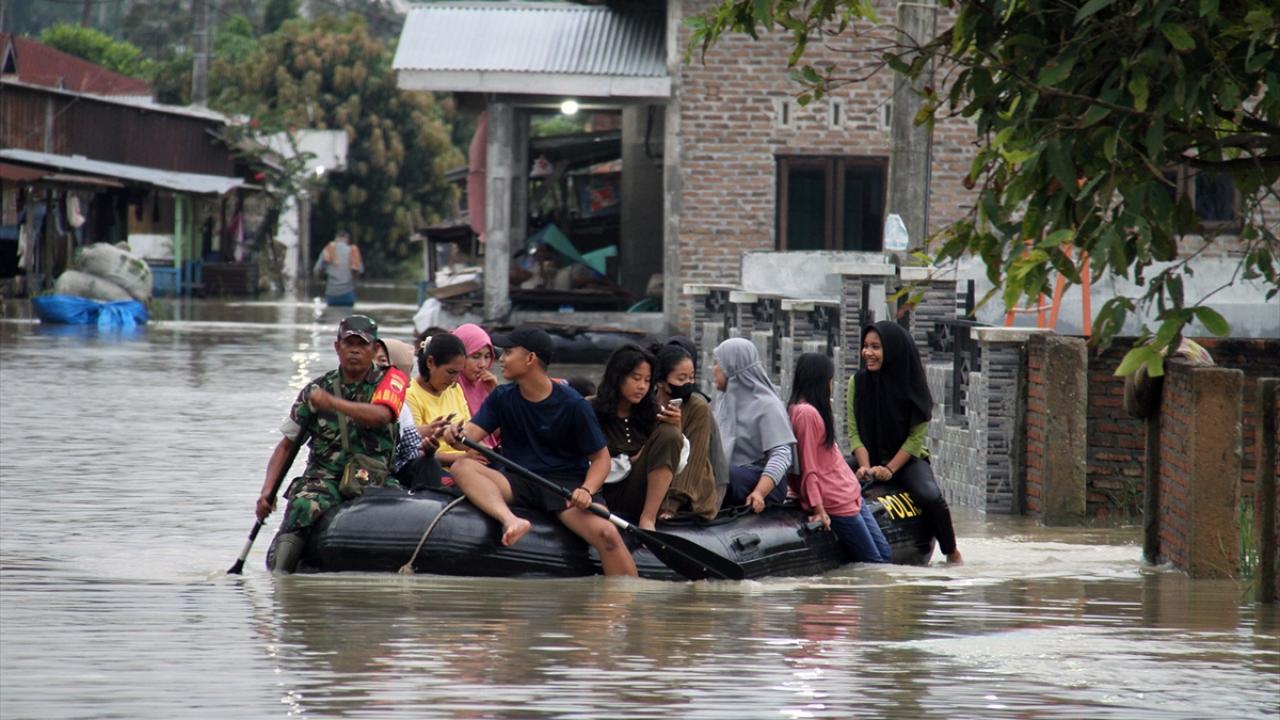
[712,338,796,513]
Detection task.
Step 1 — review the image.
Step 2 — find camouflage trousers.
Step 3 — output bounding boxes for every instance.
[280,475,400,533]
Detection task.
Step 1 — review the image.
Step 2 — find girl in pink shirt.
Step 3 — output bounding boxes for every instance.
[788,353,891,563]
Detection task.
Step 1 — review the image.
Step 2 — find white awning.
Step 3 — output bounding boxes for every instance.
[0,148,244,195]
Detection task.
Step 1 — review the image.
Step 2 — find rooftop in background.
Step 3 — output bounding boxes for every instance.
[0,32,151,98]
[0,148,245,195]
[394,1,669,99]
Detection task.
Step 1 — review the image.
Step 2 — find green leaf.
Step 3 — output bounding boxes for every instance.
[1144,351,1166,378]
[1115,346,1158,377]
[1161,23,1195,51]
[1199,0,1218,16]
[752,0,772,24]
[1075,0,1115,23]
[1103,130,1119,162]
[1244,10,1273,32]
[1144,117,1165,162]
[1038,55,1077,86]
[1039,228,1075,248]
[1081,104,1111,127]
[1046,141,1076,189]
[1193,306,1231,336]
[1127,73,1149,112]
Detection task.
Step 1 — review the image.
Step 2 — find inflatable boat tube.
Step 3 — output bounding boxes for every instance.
[290,481,935,580]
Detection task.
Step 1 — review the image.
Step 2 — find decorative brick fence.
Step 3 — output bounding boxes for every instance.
[684,264,1279,593]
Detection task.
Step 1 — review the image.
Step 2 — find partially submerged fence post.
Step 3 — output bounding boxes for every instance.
[1256,378,1278,603]
[1157,362,1244,578]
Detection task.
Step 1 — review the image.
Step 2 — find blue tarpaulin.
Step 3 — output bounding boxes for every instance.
[32,295,148,328]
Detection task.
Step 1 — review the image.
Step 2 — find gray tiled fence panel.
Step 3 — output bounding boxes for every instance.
[979,341,1026,514]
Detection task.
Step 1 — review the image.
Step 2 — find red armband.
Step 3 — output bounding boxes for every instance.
[371,367,408,416]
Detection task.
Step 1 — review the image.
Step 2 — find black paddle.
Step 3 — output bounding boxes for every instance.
[459,437,744,581]
[228,424,312,575]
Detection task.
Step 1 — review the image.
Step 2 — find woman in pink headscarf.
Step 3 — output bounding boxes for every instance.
[453,323,500,447]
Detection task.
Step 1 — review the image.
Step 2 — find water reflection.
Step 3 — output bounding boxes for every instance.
[1,298,1278,719]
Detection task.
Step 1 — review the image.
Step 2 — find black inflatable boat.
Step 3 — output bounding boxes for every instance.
[286,481,935,580]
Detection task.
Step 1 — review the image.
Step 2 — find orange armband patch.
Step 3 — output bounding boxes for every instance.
[371,368,408,416]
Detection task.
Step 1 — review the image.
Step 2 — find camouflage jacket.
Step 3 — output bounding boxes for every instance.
[280,366,399,483]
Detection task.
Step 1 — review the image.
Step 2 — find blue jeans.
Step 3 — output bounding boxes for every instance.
[325,291,356,306]
[724,464,789,508]
[829,502,892,563]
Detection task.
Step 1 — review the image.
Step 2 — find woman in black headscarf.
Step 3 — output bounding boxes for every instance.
[847,321,962,564]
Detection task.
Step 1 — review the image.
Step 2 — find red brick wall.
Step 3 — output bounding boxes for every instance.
[1025,335,1047,514]
[1086,339,1146,521]
[1079,338,1280,523]
[1156,362,1196,569]
[672,0,976,330]
[1195,339,1280,498]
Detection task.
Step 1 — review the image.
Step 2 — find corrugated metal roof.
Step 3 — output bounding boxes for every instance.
[394,2,666,78]
[1,32,152,97]
[0,149,244,195]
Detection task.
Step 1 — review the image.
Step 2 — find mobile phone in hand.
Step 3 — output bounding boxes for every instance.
[666,398,683,410]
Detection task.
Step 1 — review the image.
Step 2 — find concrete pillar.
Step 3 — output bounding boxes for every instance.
[898,265,958,364]
[484,101,515,319]
[972,327,1045,514]
[728,290,757,339]
[621,104,665,299]
[750,330,773,386]
[662,0,685,334]
[1158,362,1244,578]
[1255,378,1278,602]
[1025,333,1088,524]
[836,264,897,439]
[886,1,937,255]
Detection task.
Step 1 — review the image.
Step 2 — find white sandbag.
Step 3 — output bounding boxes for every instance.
[73,243,153,301]
[54,270,134,302]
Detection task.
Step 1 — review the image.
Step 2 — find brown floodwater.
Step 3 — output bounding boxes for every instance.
[1,292,1277,718]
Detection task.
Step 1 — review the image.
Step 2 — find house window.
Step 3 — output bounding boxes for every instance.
[774,98,793,129]
[1163,166,1240,229]
[829,100,845,130]
[776,156,887,251]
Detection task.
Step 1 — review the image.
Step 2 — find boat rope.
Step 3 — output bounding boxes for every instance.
[398,494,469,575]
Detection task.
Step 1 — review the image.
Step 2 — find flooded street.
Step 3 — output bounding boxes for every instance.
[1,294,1277,719]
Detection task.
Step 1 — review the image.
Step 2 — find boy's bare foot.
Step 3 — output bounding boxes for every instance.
[638,518,657,532]
[501,518,532,546]
[946,550,964,565]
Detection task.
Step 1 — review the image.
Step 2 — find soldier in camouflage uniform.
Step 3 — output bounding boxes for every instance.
[255,315,408,573]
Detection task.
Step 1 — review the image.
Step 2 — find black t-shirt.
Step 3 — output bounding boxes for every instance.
[471,382,607,476]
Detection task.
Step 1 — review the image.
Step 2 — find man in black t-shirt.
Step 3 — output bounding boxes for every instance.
[443,326,638,576]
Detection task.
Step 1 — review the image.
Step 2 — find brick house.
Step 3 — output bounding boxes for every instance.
[395,0,1271,337]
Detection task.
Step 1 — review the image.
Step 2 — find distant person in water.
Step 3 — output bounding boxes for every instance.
[442,326,637,576]
[314,230,363,306]
[848,321,962,565]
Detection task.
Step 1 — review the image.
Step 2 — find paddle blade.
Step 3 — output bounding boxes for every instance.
[628,526,745,581]
[227,559,246,575]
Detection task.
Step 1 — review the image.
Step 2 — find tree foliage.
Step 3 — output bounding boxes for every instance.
[690,0,1279,371]
[209,15,463,276]
[38,23,152,78]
